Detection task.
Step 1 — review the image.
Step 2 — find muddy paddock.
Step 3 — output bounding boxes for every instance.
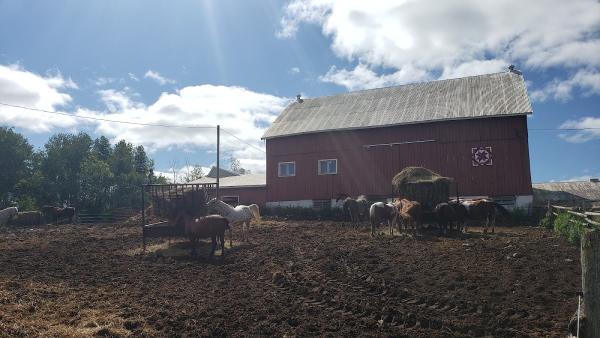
[0,220,580,337]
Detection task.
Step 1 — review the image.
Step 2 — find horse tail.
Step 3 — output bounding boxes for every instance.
[249,204,261,222]
[493,202,510,216]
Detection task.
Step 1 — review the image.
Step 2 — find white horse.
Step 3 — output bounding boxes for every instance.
[207,198,261,244]
[0,207,18,225]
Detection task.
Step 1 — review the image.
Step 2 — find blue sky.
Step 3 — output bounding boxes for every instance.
[0,0,598,183]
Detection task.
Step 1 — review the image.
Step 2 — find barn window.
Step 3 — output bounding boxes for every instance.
[318,159,337,175]
[278,162,296,177]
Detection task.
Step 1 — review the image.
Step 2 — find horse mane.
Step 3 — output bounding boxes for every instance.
[335,193,350,203]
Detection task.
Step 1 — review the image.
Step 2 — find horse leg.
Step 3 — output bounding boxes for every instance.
[389,219,393,236]
[209,236,216,259]
[371,220,375,237]
[191,239,198,257]
[229,228,233,247]
[220,234,226,257]
[483,216,489,234]
[491,214,496,234]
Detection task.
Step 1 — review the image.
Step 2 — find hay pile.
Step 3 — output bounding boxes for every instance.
[392,167,452,209]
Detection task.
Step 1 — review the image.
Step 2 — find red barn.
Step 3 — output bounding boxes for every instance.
[262,70,534,210]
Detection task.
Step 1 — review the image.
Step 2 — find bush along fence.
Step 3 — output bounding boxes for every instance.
[544,203,600,245]
[544,203,600,337]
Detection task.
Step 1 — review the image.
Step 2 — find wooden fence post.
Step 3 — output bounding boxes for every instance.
[582,228,600,337]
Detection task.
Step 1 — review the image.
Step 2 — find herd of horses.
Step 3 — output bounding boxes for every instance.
[0,206,75,226]
[172,193,509,259]
[337,193,509,237]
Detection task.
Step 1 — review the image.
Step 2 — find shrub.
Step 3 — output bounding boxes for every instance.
[540,214,554,229]
[553,212,586,245]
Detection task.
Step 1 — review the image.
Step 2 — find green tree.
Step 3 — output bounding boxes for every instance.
[92,136,112,162]
[79,156,114,212]
[42,132,93,205]
[184,165,205,182]
[0,127,34,207]
[111,140,134,176]
[229,156,250,175]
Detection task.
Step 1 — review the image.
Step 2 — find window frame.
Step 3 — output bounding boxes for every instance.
[278,161,296,177]
[318,158,338,175]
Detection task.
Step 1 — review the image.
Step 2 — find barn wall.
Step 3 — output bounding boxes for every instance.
[265,116,532,202]
[219,186,266,207]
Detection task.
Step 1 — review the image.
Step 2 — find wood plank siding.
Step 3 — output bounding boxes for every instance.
[266,116,532,202]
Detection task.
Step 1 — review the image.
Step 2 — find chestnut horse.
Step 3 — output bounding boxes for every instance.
[393,198,422,234]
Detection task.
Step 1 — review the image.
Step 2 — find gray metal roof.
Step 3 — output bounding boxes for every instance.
[533,181,600,203]
[263,71,533,139]
[190,174,266,188]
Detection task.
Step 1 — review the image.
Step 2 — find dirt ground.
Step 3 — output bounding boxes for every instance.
[0,220,580,337]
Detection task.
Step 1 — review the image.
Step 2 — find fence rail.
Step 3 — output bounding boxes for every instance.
[549,203,600,227]
[77,208,137,224]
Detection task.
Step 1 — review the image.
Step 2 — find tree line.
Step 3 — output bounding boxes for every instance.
[0,127,167,213]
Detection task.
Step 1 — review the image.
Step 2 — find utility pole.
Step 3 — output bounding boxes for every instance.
[216,125,220,200]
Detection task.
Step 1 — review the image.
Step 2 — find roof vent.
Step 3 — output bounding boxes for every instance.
[591,178,599,183]
[296,94,303,103]
[508,65,522,75]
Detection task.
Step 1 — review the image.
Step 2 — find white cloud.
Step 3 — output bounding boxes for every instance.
[128,73,139,81]
[531,69,600,102]
[155,165,213,183]
[97,88,144,112]
[279,0,600,92]
[0,64,78,132]
[83,84,286,171]
[320,63,429,90]
[144,70,176,85]
[289,67,301,74]
[559,116,600,143]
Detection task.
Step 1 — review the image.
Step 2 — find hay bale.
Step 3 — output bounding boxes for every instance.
[392,167,452,210]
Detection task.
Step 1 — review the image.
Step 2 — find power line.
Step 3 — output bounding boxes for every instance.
[0,101,266,153]
[221,128,266,153]
[1,101,598,137]
[0,102,216,129]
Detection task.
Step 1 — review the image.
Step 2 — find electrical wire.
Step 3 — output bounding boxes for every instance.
[1,101,598,140]
[0,102,216,129]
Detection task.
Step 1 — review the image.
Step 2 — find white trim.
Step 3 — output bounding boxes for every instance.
[318,158,337,175]
[278,161,296,177]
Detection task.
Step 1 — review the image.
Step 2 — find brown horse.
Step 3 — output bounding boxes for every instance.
[177,213,230,258]
[336,194,361,226]
[434,201,468,235]
[393,198,422,234]
[42,206,76,225]
[462,199,509,233]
